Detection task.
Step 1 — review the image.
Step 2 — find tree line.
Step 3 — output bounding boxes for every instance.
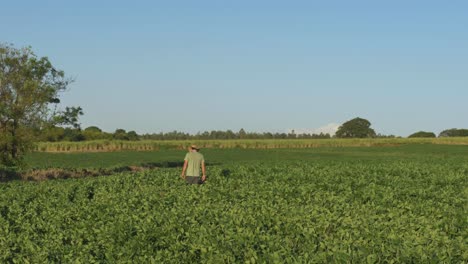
[36,126,333,142]
[407,129,468,138]
[32,118,468,142]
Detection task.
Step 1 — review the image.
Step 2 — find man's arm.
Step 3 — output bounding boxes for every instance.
[181,160,188,179]
[201,161,206,181]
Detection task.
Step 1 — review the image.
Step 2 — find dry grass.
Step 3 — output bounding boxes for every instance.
[33,138,468,153]
[12,166,153,181]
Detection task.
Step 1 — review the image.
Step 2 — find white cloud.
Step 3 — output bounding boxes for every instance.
[288,123,340,136]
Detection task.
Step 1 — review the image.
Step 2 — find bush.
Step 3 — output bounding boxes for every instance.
[408,131,436,138]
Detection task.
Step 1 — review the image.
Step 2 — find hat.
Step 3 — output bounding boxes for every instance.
[190,144,200,150]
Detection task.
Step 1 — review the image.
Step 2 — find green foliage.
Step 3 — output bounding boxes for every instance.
[0,43,78,166]
[84,126,102,133]
[141,129,331,140]
[439,128,468,137]
[38,126,66,142]
[1,148,467,262]
[38,128,333,143]
[335,117,376,138]
[62,128,85,142]
[408,131,436,138]
[37,126,108,142]
[53,106,84,129]
[32,137,468,153]
[127,131,139,141]
[81,126,110,141]
[113,129,128,140]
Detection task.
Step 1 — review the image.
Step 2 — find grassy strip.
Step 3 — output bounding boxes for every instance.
[34,137,468,152]
[26,144,468,170]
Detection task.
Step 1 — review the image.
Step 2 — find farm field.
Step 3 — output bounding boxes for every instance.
[26,143,468,169]
[1,144,467,262]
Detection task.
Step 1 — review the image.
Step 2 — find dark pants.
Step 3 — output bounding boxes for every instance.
[185,176,203,185]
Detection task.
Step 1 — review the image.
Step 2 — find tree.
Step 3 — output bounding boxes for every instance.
[238,128,247,139]
[53,106,83,129]
[84,126,102,133]
[0,43,80,166]
[408,131,436,138]
[335,117,376,138]
[439,128,468,137]
[113,129,129,140]
[63,128,85,141]
[127,131,139,141]
[38,126,66,142]
[287,130,297,139]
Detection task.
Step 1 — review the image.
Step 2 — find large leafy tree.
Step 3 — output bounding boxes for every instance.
[0,43,81,166]
[335,117,376,138]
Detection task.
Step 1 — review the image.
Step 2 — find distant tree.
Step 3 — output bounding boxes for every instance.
[82,126,110,140]
[127,131,139,141]
[376,133,396,138]
[287,130,297,139]
[123,128,342,141]
[276,133,287,139]
[238,128,247,139]
[84,126,102,133]
[0,43,81,166]
[63,128,85,141]
[305,132,331,139]
[335,117,376,138]
[39,126,66,142]
[439,128,468,137]
[226,130,236,139]
[115,129,126,134]
[113,129,129,140]
[408,131,436,138]
[53,106,83,129]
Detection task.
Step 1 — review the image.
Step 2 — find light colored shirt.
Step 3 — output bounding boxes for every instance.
[184,152,204,176]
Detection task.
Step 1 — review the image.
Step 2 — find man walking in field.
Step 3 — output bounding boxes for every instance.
[181,145,206,184]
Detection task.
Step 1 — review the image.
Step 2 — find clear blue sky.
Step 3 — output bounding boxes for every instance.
[2,0,467,136]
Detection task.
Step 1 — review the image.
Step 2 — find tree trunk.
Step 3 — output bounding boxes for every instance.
[11,119,18,160]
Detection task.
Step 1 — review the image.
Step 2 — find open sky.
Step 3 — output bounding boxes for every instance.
[2,0,467,136]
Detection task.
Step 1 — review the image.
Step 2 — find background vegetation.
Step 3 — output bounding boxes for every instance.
[32,137,468,153]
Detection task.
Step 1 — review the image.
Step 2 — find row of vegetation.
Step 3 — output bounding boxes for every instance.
[408,128,468,138]
[34,137,468,153]
[1,157,466,262]
[38,121,468,142]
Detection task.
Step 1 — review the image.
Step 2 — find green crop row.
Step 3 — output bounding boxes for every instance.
[1,160,466,262]
[34,137,468,153]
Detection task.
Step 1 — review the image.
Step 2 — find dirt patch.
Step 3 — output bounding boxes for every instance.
[18,166,156,181]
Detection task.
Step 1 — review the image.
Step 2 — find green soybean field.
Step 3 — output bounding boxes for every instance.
[1,145,467,263]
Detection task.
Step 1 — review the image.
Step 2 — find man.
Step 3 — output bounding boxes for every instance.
[181,145,206,184]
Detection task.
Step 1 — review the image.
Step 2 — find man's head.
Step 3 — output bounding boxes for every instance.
[190,145,200,152]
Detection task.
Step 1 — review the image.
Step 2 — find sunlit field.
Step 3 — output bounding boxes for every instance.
[0,144,466,262]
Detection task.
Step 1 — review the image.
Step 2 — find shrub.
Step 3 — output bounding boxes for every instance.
[408,131,436,138]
